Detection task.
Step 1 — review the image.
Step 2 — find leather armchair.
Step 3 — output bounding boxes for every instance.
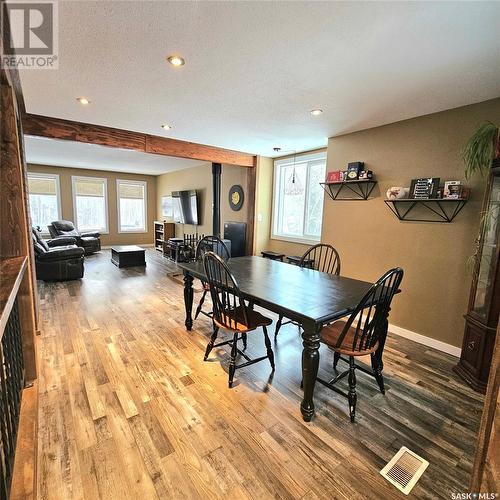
[48,220,101,255]
[32,228,85,281]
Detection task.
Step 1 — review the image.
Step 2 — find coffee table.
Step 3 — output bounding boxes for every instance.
[111,245,146,268]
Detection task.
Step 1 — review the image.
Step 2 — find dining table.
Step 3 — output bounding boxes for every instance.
[178,256,390,422]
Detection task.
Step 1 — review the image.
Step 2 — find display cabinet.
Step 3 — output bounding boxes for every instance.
[454,160,500,393]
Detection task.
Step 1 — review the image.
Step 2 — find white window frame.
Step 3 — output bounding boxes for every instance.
[27,172,62,235]
[271,151,326,245]
[71,175,109,234]
[116,179,148,234]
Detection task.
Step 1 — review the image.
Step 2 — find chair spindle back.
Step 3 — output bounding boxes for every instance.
[196,236,230,262]
[301,243,341,275]
[203,252,249,330]
[335,267,403,352]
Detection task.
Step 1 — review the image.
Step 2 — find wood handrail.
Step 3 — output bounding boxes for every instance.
[0,256,27,338]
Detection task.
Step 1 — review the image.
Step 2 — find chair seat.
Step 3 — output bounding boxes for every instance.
[215,305,272,332]
[321,321,378,356]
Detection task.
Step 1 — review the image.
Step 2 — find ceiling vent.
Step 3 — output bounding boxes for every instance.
[380,446,429,495]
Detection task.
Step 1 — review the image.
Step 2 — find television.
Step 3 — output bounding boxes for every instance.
[172,190,199,225]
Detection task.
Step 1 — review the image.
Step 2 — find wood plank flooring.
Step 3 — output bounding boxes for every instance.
[35,249,484,499]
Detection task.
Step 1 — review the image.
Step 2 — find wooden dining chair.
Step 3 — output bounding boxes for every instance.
[202,252,275,388]
[317,267,403,422]
[275,243,341,337]
[194,236,230,320]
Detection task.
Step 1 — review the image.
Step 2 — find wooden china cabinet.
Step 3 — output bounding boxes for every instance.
[454,159,500,393]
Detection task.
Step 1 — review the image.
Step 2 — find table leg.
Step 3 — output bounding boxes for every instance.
[371,308,389,394]
[183,272,194,331]
[301,320,321,422]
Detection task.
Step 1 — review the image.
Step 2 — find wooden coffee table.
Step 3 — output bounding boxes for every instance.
[111,245,146,268]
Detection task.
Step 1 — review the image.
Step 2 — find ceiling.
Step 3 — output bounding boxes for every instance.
[25,136,208,175]
[20,1,500,159]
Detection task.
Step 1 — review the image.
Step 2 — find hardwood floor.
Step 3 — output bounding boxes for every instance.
[35,249,483,499]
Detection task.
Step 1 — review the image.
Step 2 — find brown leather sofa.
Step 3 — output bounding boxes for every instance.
[48,220,101,255]
[32,228,85,281]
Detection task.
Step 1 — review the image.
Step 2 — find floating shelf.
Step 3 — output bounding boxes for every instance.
[320,180,377,200]
[384,198,468,223]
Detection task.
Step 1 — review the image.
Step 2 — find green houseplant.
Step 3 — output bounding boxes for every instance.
[463,121,500,272]
[462,121,500,178]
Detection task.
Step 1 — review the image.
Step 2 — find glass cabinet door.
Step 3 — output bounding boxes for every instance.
[472,173,500,319]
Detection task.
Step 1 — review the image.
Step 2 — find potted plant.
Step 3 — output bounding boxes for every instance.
[462,121,500,178]
[463,121,500,272]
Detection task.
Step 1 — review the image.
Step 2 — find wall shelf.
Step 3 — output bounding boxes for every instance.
[320,180,377,200]
[384,198,468,223]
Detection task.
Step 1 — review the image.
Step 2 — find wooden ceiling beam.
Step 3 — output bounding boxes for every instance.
[22,113,256,167]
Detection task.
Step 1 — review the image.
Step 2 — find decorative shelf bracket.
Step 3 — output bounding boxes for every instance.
[320,180,377,201]
[384,198,468,223]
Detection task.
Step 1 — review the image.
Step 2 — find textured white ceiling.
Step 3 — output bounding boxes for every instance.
[26,136,208,175]
[19,1,500,157]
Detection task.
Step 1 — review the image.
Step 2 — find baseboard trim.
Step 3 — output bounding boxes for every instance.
[388,322,461,358]
[101,244,154,250]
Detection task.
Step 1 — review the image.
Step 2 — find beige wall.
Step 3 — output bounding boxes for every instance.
[156,163,213,237]
[221,164,249,227]
[254,156,273,256]
[27,164,157,246]
[256,98,500,347]
[156,162,251,240]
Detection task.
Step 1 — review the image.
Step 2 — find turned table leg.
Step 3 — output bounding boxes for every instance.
[183,272,194,331]
[301,320,321,422]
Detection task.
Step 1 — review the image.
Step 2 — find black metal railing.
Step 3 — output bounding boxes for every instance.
[0,298,24,500]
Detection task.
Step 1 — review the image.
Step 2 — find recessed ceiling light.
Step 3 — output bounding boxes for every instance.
[310,108,323,116]
[76,97,90,105]
[161,124,172,131]
[167,55,185,67]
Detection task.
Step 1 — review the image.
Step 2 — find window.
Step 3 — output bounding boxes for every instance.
[27,173,61,232]
[117,179,147,233]
[272,151,326,243]
[72,176,108,233]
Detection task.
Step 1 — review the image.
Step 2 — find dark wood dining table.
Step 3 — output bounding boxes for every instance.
[179,256,388,422]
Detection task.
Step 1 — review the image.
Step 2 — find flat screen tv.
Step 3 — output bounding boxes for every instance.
[172,190,199,225]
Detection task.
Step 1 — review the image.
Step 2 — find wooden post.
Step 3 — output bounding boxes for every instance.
[470,322,500,492]
[212,163,222,237]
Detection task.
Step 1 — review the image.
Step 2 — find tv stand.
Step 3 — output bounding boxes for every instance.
[154,221,175,255]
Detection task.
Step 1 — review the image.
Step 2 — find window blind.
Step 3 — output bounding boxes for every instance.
[73,178,106,197]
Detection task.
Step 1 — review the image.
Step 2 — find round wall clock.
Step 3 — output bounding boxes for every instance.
[229,184,244,211]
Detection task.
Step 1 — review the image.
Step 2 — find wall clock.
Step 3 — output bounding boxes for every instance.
[229,184,244,211]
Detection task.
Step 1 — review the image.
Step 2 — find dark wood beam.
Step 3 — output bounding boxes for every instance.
[22,113,256,167]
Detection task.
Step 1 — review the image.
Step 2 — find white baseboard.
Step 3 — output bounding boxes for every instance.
[101,244,154,249]
[387,322,461,358]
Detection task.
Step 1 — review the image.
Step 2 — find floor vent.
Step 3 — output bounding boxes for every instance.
[380,447,429,495]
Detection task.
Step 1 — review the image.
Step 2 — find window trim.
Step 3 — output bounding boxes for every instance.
[71,175,109,234]
[116,179,148,234]
[27,172,62,235]
[271,151,326,244]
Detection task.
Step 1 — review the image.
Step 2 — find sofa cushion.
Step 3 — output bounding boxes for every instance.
[52,220,80,237]
[37,246,85,261]
[47,236,77,247]
[32,228,50,252]
[80,231,100,238]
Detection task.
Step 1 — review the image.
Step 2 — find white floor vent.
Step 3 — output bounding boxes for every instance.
[380,447,429,495]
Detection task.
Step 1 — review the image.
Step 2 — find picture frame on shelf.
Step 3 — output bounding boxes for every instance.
[326,170,342,183]
[443,181,462,199]
[409,177,440,199]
